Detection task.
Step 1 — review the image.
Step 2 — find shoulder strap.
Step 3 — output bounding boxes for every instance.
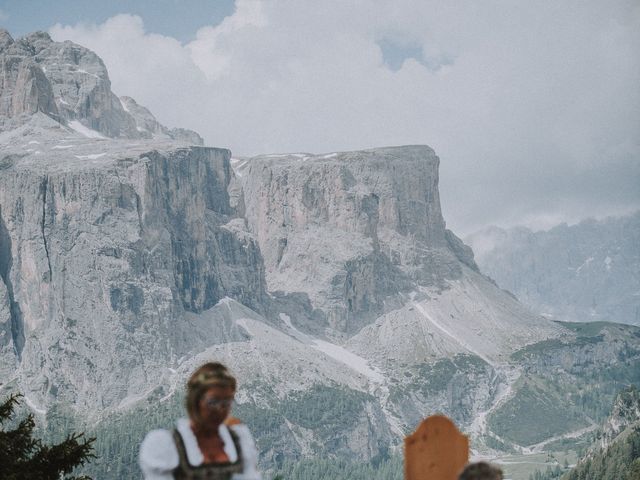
[172,428,193,475]
[172,426,244,479]
[227,426,243,465]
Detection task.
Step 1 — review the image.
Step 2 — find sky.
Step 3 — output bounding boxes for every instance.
[1,0,639,236]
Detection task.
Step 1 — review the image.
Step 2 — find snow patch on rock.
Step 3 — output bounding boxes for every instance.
[68,120,107,139]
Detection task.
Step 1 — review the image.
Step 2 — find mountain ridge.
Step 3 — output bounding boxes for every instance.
[466,212,640,326]
[0,29,202,144]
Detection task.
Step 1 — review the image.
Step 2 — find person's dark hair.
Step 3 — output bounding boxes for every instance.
[186,362,237,424]
[458,462,503,480]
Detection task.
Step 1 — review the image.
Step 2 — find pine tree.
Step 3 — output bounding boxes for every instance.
[0,393,96,480]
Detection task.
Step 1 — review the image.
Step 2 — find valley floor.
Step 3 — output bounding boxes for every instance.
[483,451,578,480]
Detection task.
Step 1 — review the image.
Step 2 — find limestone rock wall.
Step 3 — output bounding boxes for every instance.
[0,275,16,379]
[0,140,266,411]
[0,30,59,126]
[0,30,203,144]
[31,32,138,138]
[240,146,463,331]
[0,29,138,137]
[120,96,203,145]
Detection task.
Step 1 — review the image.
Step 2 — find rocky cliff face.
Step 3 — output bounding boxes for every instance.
[0,118,265,412]
[0,30,201,144]
[0,270,17,379]
[239,147,469,331]
[0,30,59,127]
[119,96,203,145]
[601,386,640,448]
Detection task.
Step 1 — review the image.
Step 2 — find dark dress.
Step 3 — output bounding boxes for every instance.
[172,428,244,480]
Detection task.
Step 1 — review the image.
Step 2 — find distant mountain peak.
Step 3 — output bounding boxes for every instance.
[0,29,202,145]
[467,212,640,326]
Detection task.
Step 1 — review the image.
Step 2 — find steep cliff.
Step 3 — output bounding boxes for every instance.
[239,147,469,331]
[563,387,640,480]
[0,30,201,143]
[0,118,265,412]
[0,30,59,128]
[0,273,17,379]
[600,386,640,449]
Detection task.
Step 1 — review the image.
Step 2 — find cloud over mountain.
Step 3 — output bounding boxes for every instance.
[49,0,640,234]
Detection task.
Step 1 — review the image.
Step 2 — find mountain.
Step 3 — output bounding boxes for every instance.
[0,31,638,479]
[466,213,640,326]
[0,29,202,143]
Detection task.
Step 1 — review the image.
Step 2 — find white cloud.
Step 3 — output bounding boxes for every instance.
[49,0,640,235]
[187,0,267,80]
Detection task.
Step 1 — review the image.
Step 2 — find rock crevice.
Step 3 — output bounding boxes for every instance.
[0,206,24,359]
[39,176,53,283]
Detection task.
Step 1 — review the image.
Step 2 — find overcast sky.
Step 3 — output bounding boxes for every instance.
[2,0,639,236]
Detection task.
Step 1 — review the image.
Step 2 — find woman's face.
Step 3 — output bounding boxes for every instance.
[196,385,235,428]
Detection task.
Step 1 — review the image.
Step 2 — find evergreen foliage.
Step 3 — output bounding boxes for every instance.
[279,384,372,433]
[562,425,640,480]
[271,455,403,480]
[493,323,640,447]
[77,388,184,478]
[528,464,566,480]
[45,382,378,478]
[413,354,487,395]
[0,393,95,480]
[488,376,588,446]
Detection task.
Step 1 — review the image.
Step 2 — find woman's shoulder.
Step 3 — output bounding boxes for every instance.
[225,418,255,442]
[139,427,179,472]
[226,419,260,477]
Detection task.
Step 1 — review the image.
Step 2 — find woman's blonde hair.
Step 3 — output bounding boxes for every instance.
[185,362,237,424]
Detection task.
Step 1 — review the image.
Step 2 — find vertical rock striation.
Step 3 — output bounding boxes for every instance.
[0,30,59,127]
[0,137,266,411]
[240,146,465,331]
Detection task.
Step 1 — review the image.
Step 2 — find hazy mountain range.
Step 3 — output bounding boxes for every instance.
[467,213,640,327]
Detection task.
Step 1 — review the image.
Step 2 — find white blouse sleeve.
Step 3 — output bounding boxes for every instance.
[139,429,179,479]
[231,424,262,480]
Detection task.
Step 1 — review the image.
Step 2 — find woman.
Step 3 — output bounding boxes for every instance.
[140,362,262,479]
